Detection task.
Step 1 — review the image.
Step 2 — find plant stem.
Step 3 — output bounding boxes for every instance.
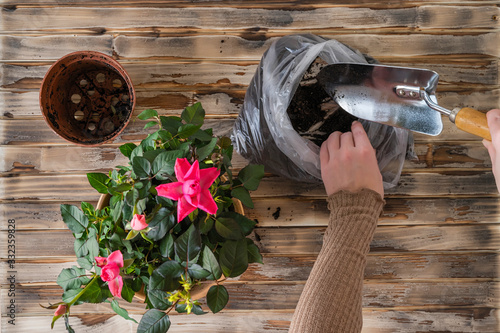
[68,274,99,307]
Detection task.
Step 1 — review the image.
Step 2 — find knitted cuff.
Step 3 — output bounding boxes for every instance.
[325,188,385,253]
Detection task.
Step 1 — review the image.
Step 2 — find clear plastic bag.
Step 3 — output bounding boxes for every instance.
[232,34,413,188]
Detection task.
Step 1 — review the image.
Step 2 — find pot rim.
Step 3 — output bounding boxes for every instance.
[39,51,136,147]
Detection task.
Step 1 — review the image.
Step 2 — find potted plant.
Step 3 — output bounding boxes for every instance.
[44,103,265,333]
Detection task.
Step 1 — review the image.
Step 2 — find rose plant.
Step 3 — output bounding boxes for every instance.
[44,103,265,333]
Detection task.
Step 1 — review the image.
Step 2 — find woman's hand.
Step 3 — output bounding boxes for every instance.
[320,121,384,198]
[483,109,500,192]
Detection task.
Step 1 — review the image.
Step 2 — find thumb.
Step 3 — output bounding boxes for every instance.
[486,109,500,142]
[484,137,497,168]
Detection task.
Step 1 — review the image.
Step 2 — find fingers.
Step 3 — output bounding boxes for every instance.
[486,109,500,143]
[483,138,496,163]
[340,131,354,148]
[328,131,341,151]
[320,131,341,166]
[351,121,372,148]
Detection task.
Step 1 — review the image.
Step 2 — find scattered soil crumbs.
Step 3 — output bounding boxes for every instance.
[286,57,358,147]
[272,207,281,220]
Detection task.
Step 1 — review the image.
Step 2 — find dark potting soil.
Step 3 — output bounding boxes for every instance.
[286,57,358,147]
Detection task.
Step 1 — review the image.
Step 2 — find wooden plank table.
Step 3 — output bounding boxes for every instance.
[1,1,500,332]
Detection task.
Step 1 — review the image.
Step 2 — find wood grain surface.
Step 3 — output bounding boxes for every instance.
[1,1,500,332]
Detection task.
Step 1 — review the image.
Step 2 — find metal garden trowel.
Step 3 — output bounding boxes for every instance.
[316,63,491,140]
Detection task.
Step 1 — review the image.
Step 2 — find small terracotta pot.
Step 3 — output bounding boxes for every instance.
[40,51,135,146]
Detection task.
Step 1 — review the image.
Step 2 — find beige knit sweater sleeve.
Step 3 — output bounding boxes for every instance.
[289,189,385,333]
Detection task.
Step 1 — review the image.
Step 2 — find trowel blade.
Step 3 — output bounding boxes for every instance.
[317,63,444,136]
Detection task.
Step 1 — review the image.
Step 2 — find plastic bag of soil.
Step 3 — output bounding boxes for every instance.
[232,34,414,188]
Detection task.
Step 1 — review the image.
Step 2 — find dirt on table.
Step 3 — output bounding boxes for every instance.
[286,57,358,147]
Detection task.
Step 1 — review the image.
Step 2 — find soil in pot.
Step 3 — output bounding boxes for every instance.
[286,57,358,147]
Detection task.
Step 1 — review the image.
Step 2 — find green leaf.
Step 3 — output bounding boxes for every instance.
[192,304,207,315]
[137,108,158,120]
[86,229,99,258]
[125,229,140,241]
[119,143,137,158]
[246,239,263,264]
[57,267,87,291]
[80,201,95,216]
[147,289,171,311]
[140,133,157,151]
[132,156,151,178]
[142,148,164,164]
[87,172,109,194]
[159,233,175,258]
[181,102,205,125]
[62,288,81,304]
[174,223,201,262]
[196,138,217,161]
[160,116,182,135]
[177,123,201,139]
[215,217,244,240]
[125,188,139,207]
[149,260,183,293]
[199,216,214,235]
[74,238,88,258]
[60,204,89,234]
[110,299,137,323]
[77,257,93,270]
[147,208,176,241]
[175,302,188,313]
[219,239,248,278]
[231,187,253,208]
[74,229,98,259]
[187,263,211,279]
[137,310,170,333]
[202,246,222,280]
[130,144,144,161]
[206,285,229,314]
[79,281,112,303]
[190,129,213,141]
[225,212,256,236]
[238,164,265,191]
[144,120,158,130]
[152,150,184,178]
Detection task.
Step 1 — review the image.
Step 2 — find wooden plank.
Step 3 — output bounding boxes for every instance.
[2,6,499,33]
[2,308,498,333]
[2,196,500,231]
[3,106,500,147]
[1,281,498,314]
[2,89,499,121]
[114,33,500,60]
[0,141,492,174]
[0,36,113,61]
[1,33,499,62]
[0,170,497,202]
[249,196,500,227]
[2,0,499,8]
[1,252,498,284]
[2,57,498,92]
[253,171,498,197]
[2,223,500,258]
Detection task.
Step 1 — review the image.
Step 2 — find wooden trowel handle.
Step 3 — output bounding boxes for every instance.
[454,107,491,141]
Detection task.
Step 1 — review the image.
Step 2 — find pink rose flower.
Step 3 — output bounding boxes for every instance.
[54,304,66,316]
[156,158,219,222]
[95,250,123,298]
[131,214,148,231]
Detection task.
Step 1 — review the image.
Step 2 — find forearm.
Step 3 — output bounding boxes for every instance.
[289,189,384,333]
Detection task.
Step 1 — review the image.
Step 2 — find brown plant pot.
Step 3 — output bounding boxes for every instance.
[96,193,241,301]
[40,51,135,146]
